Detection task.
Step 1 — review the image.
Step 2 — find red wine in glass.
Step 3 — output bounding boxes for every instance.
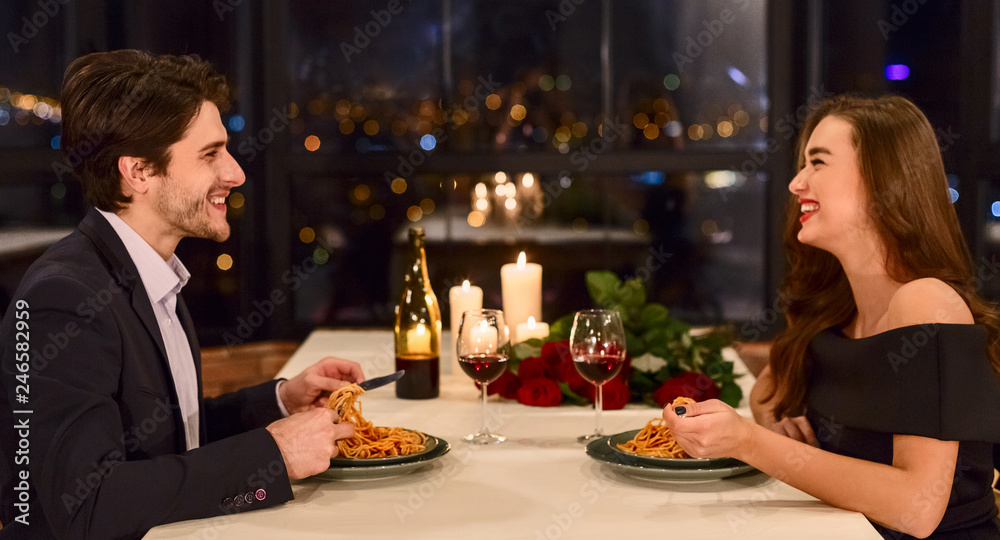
[573,353,624,384]
[570,309,627,443]
[457,309,511,444]
[459,353,508,384]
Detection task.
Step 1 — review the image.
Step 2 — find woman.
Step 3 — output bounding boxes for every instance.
[663,94,1000,539]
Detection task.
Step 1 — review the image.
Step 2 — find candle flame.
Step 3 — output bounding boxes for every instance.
[517,251,526,269]
[415,323,426,336]
[462,279,470,291]
[527,316,536,328]
[474,319,492,348]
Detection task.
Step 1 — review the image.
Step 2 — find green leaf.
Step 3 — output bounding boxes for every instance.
[617,277,646,312]
[512,340,542,362]
[629,370,658,394]
[641,394,661,408]
[653,369,674,383]
[585,271,622,309]
[692,328,732,350]
[714,374,736,384]
[664,318,692,337]
[709,361,734,376]
[639,303,670,330]
[718,382,743,408]
[558,382,592,406]
[643,327,670,359]
[625,329,646,357]
[548,313,575,341]
[507,356,522,374]
[607,303,631,323]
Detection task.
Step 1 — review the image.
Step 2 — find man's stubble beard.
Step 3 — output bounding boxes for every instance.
[157,175,231,242]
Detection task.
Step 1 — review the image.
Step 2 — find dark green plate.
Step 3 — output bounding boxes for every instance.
[587,435,755,481]
[329,431,439,468]
[607,429,743,469]
[319,435,451,480]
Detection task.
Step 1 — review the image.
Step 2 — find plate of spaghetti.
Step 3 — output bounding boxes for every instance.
[605,397,743,470]
[608,427,737,469]
[585,436,755,481]
[323,384,449,471]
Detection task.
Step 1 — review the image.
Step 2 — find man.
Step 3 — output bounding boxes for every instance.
[0,50,361,539]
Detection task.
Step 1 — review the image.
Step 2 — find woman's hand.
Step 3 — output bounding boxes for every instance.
[661,399,756,460]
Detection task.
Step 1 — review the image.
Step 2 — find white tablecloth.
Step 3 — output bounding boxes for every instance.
[146,329,880,539]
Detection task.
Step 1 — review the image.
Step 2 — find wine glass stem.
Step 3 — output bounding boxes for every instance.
[595,383,603,436]
[480,382,490,434]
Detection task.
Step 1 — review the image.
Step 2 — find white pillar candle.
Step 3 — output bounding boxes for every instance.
[515,316,549,343]
[501,251,542,343]
[449,280,483,367]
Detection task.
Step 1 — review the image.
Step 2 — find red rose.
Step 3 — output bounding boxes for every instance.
[692,372,721,400]
[600,378,630,410]
[555,359,590,394]
[619,354,633,382]
[540,340,572,369]
[516,378,563,407]
[652,371,720,407]
[485,371,521,399]
[518,356,555,381]
[578,371,627,402]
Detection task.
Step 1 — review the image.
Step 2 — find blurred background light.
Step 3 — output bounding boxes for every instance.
[885,64,910,81]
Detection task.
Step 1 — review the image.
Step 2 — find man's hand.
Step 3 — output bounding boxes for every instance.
[279,357,365,414]
[266,408,355,480]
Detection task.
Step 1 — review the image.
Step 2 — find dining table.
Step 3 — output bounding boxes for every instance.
[145,329,881,539]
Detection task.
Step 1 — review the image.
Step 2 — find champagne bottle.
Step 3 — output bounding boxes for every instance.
[394,227,441,399]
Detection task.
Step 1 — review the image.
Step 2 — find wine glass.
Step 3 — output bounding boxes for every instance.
[570,309,626,443]
[456,309,511,444]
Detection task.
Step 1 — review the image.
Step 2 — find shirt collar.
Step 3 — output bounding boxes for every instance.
[96,209,190,303]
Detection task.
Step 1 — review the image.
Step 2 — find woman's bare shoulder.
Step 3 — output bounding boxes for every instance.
[886,278,974,328]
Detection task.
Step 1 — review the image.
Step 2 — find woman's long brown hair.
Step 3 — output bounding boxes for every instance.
[766,94,1000,420]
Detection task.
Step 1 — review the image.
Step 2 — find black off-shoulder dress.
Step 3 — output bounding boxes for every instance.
[805,324,1000,540]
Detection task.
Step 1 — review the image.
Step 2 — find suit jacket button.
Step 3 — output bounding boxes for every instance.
[222,497,234,509]
[244,492,254,504]
[255,488,266,501]
[234,495,245,507]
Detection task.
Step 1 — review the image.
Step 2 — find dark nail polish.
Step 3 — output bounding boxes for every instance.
[674,406,687,417]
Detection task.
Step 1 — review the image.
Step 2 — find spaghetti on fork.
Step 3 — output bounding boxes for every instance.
[325,383,427,458]
[616,396,696,458]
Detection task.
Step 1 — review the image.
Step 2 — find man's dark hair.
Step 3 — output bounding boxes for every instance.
[60,49,231,212]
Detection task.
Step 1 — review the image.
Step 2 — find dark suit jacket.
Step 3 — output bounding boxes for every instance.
[0,208,293,539]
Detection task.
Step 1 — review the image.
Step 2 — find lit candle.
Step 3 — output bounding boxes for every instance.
[501,251,542,343]
[515,316,549,343]
[469,319,499,352]
[449,280,483,364]
[407,323,431,352]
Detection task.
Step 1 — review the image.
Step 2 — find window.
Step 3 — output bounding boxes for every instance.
[282,1,771,332]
